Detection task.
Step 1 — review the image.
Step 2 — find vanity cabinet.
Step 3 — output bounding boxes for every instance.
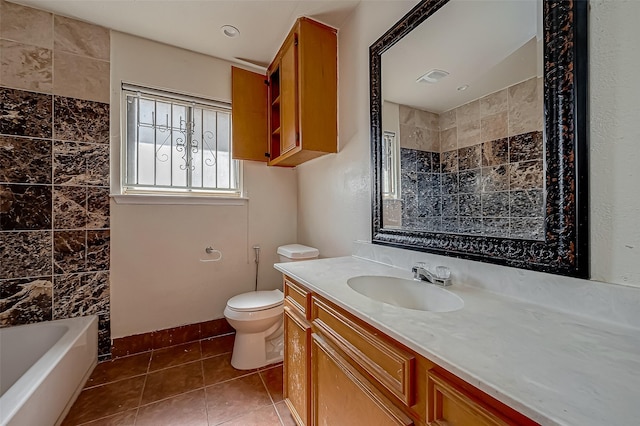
[231,17,337,167]
[282,276,538,426]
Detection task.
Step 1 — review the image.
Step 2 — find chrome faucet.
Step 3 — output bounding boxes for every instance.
[412,263,452,287]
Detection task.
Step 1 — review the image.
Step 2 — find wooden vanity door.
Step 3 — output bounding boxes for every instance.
[311,334,414,426]
[284,304,311,426]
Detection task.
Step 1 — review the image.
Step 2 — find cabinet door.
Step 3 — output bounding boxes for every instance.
[231,67,268,162]
[312,334,414,426]
[279,33,299,156]
[284,304,311,426]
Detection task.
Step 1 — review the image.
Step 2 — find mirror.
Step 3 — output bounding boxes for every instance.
[370,0,589,278]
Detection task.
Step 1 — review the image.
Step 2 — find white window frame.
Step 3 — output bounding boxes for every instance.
[119,83,243,201]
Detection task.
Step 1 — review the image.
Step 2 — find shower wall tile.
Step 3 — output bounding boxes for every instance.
[458,145,481,171]
[458,194,481,217]
[440,150,458,173]
[53,52,110,103]
[0,277,52,326]
[54,141,109,186]
[459,217,483,235]
[439,109,456,130]
[54,230,86,274]
[480,89,507,116]
[416,150,432,173]
[0,1,53,48]
[482,138,509,167]
[0,136,52,184]
[0,184,52,230]
[511,217,544,240]
[53,185,87,229]
[508,77,542,136]
[457,120,480,148]
[400,147,416,171]
[0,87,52,138]
[441,173,459,195]
[484,218,510,238]
[53,271,109,319]
[53,96,109,143]
[415,109,439,130]
[511,189,544,218]
[85,144,110,186]
[87,187,110,228]
[442,195,458,217]
[510,160,544,190]
[481,111,507,142]
[458,169,480,194]
[509,131,543,163]
[87,230,110,271]
[482,191,510,218]
[481,165,509,192]
[0,231,52,279]
[399,104,416,126]
[0,39,52,92]
[418,196,441,217]
[455,100,480,124]
[440,127,457,152]
[54,16,110,61]
[418,173,440,196]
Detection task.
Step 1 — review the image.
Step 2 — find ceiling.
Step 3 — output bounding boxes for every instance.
[11,0,361,69]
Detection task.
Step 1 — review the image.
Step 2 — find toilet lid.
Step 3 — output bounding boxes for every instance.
[226,290,284,312]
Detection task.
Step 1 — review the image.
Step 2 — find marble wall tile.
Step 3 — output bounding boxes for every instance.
[0,87,52,138]
[511,217,544,240]
[510,189,544,218]
[459,217,483,235]
[0,1,53,48]
[0,40,52,92]
[98,313,111,356]
[416,150,432,173]
[0,136,51,184]
[86,143,110,186]
[54,16,110,61]
[482,138,509,167]
[482,191,510,217]
[54,230,85,274]
[458,169,480,194]
[399,124,420,150]
[440,173,459,195]
[400,148,416,171]
[481,165,509,192]
[440,150,458,173]
[401,171,417,198]
[480,89,508,116]
[509,131,543,163]
[87,187,110,228]
[421,129,440,152]
[441,195,459,217]
[53,185,86,229]
[418,196,441,217]
[439,109,456,131]
[418,173,440,196]
[440,127,457,152]
[481,111,507,142]
[458,145,481,171]
[0,184,52,230]
[53,96,109,143]
[441,217,460,233]
[53,271,109,319]
[0,231,52,279]
[0,277,52,325]
[87,230,110,271]
[54,141,109,186]
[53,52,109,103]
[508,77,542,136]
[458,194,481,217]
[455,100,480,124]
[484,218,510,238]
[415,109,439,130]
[457,120,481,148]
[399,105,416,126]
[509,160,544,190]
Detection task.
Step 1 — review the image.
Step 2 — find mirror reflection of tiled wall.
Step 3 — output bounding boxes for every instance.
[388,76,545,240]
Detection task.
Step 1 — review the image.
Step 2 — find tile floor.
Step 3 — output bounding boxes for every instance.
[62,333,296,426]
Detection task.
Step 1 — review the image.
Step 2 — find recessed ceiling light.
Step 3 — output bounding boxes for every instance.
[457,85,469,91]
[221,25,240,38]
[416,69,449,84]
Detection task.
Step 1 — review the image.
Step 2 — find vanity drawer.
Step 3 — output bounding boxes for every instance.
[311,296,415,406]
[427,371,510,426]
[284,277,310,317]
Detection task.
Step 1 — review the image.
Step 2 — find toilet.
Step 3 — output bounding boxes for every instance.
[224,244,319,370]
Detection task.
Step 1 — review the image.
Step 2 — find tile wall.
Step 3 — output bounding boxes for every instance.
[396,77,544,239]
[0,1,112,356]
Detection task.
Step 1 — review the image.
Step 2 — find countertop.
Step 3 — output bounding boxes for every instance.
[274,256,640,426]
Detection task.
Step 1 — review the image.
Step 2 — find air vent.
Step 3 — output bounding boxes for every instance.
[416,69,449,84]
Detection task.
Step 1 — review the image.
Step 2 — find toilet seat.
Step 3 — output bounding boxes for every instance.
[226,289,284,312]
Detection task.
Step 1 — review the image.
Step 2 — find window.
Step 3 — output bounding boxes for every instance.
[122,84,241,196]
[382,131,400,199]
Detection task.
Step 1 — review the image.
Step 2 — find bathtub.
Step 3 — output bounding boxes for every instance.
[0,316,98,426]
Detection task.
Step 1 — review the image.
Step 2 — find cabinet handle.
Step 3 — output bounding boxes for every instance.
[265,152,271,158]
[264,79,270,86]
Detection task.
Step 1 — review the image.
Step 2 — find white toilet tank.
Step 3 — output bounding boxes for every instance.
[277,244,319,263]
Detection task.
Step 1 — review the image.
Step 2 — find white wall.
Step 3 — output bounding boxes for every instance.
[110,32,297,337]
[297,0,640,289]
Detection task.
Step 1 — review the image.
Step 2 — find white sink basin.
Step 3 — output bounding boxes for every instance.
[347,275,464,312]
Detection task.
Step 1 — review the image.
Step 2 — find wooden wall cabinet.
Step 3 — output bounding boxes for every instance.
[282,276,538,426]
[232,17,337,167]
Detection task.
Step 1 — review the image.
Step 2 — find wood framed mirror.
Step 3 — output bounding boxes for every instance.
[370,0,589,278]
